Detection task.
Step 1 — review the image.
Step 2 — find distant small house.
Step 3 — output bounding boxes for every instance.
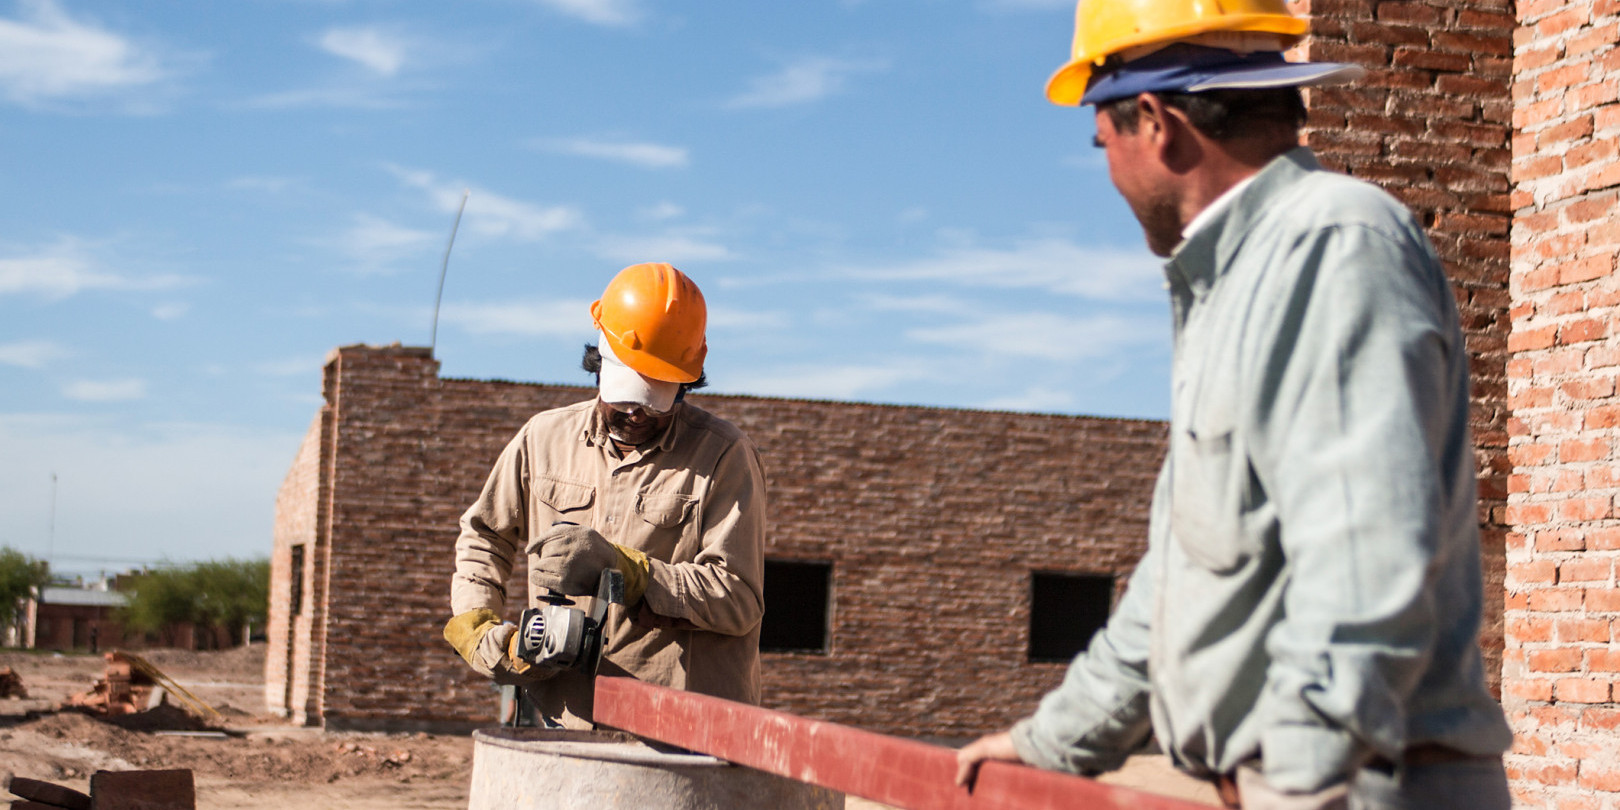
[27,586,131,652]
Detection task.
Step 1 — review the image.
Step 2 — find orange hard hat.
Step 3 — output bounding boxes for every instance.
[1046,0,1308,106]
[590,263,707,383]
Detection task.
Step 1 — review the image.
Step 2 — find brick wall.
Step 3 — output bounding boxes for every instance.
[266,344,1166,735]
[1296,0,1517,691]
[1503,0,1620,803]
[265,412,322,719]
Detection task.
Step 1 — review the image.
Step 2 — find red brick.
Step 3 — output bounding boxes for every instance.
[1583,707,1620,730]
[1511,325,1560,351]
[1559,318,1609,344]
[1538,112,1597,147]
[1560,438,1613,463]
[1531,647,1584,671]
[1514,559,1560,584]
[1558,616,1613,642]
[1507,677,1555,702]
[1556,677,1612,703]
[1560,558,1613,583]
[1529,588,1587,611]
[88,769,195,810]
[1591,529,1620,553]
[1537,530,1587,552]
[1521,759,1580,786]
[1560,377,1618,400]
[1511,615,1556,642]
[1589,648,1620,672]
[1558,496,1613,521]
[1537,6,1594,38]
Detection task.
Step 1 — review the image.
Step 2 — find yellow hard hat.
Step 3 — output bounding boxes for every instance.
[590,263,707,383]
[1046,0,1309,106]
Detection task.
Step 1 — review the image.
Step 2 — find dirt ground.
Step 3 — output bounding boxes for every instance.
[0,648,1214,809]
[0,647,472,809]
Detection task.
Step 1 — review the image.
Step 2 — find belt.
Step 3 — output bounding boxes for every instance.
[1213,745,1490,808]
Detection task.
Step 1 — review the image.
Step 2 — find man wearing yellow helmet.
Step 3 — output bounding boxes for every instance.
[443,263,767,728]
[957,1,1513,807]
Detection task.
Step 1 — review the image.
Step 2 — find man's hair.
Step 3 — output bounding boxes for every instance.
[1098,87,1306,142]
[581,344,708,394]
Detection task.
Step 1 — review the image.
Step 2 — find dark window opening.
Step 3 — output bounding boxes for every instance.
[1028,571,1114,663]
[760,559,832,653]
[290,545,306,616]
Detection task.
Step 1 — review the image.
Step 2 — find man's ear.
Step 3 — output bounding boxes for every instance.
[1139,92,1199,169]
[1136,93,1177,155]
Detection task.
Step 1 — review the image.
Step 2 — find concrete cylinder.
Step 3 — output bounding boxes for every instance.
[468,728,844,810]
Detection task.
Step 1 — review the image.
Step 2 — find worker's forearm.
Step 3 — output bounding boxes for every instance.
[642,559,763,636]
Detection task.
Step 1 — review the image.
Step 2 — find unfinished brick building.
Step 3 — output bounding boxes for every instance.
[265,345,1167,737]
[265,0,1620,802]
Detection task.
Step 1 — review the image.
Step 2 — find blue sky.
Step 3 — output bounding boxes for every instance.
[0,0,1169,578]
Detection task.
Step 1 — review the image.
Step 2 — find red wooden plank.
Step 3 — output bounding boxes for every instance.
[594,677,1212,810]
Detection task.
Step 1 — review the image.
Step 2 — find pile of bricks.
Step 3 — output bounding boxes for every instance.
[3,771,194,810]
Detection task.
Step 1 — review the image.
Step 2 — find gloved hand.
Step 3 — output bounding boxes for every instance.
[527,523,650,604]
[443,609,533,677]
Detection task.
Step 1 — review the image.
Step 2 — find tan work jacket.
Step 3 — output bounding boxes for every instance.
[451,399,766,726]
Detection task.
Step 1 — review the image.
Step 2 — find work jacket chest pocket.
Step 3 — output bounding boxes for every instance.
[1169,379,1256,573]
[635,492,697,560]
[535,476,595,523]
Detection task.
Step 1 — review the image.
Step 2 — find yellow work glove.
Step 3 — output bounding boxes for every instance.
[527,524,650,605]
[443,609,530,676]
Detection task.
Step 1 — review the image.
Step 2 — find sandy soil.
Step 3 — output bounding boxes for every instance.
[0,648,1214,809]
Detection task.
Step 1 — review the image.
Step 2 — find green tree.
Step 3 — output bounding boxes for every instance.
[121,558,269,646]
[0,547,49,631]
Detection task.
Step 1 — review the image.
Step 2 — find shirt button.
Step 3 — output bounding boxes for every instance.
[607,515,617,524]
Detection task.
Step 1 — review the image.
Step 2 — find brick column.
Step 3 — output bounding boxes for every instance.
[1504,0,1620,803]
[1295,0,1516,690]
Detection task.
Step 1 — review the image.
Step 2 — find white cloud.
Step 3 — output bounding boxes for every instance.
[63,378,147,402]
[905,310,1162,360]
[0,339,68,369]
[150,302,188,320]
[0,0,168,106]
[317,26,409,77]
[533,137,689,169]
[725,56,887,109]
[228,176,302,194]
[388,166,585,241]
[840,238,1163,301]
[638,202,684,222]
[336,213,438,274]
[724,361,937,401]
[0,239,189,300]
[531,0,641,26]
[590,232,734,264]
[438,298,592,337]
[239,85,409,111]
[979,386,1078,413]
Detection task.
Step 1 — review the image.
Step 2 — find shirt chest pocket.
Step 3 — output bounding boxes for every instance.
[535,475,594,520]
[631,492,697,560]
[1169,380,1257,573]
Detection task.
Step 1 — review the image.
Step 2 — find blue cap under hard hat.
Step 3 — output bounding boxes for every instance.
[1080,43,1365,106]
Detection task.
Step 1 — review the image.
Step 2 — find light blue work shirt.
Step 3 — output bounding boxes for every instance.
[1011,147,1513,792]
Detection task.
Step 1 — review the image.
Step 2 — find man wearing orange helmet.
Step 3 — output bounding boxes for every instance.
[443,263,766,728]
[957,0,1512,807]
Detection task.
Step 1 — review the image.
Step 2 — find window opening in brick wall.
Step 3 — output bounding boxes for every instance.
[290,545,305,616]
[761,559,832,653]
[1028,571,1114,663]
